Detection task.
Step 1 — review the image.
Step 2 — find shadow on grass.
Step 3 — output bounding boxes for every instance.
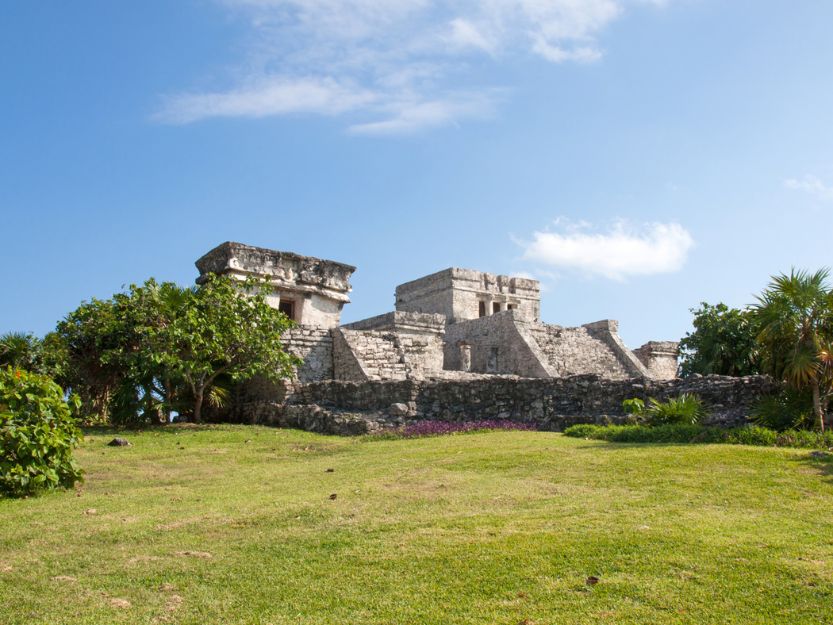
[792,451,833,484]
[82,423,226,437]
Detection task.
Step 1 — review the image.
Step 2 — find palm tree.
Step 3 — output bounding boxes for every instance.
[0,332,42,371]
[754,269,833,431]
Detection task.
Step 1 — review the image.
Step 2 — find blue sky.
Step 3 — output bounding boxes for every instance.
[2,0,833,348]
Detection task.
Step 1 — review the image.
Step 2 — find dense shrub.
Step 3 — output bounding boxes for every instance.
[750,389,815,431]
[0,368,83,497]
[645,394,705,425]
[564,423,833,449]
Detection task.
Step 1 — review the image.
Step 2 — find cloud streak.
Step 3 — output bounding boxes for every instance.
[784,174,833,203]
[518,219,694,280]
[156,0,670,133]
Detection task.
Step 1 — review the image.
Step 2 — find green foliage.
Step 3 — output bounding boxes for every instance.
[564,422,833,448]
[148,274,299,422]
[750,389,815,431]
[0,332,43,371]
[679,302,761,377]
[644,393,706,425]
[53,275,298,425]
[0,367,83,497]
[753,268,833,431]
[622,397,645,416]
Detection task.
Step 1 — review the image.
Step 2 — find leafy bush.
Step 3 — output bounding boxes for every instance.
[750,389,815,431]
[645,394,705,425]
[621,398,646,423]
[0,368,83,497]
[563,423,833,449]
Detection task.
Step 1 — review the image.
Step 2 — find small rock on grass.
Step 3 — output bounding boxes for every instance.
[109,598,132,609]
[176,550,213,559]
[52,575,77,582]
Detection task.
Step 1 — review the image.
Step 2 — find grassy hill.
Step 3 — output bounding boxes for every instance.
[1,425,832,624]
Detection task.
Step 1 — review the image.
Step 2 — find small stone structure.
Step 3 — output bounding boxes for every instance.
[195,241,355,328]
[395,268,541,323]
[190,243,765,435]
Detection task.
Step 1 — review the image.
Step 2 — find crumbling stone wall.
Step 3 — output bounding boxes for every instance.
[229,374,777,434]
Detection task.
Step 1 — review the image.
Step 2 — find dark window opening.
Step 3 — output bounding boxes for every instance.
[279,299,296,321]
[487,347,499,372]
[507,304,515,311]
[479,301,486,317]
[492,302,501,314]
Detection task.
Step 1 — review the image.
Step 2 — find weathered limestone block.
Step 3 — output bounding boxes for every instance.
[282,327,333,382]
[634,341,680,381]
[195,242,356,328]
[443,311,550,377]
[395,267,541,324]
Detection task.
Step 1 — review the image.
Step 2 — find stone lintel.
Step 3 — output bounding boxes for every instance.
[195,241,356,303]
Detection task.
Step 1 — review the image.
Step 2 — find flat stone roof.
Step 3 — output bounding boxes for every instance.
[195,242,356,299]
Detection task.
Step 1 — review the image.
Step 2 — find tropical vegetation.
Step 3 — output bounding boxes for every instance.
[0,367,83,497]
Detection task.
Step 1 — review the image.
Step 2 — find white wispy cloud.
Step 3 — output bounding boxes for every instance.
[156,0,671,133]
[784,174,833,202]
[518,219,694,281]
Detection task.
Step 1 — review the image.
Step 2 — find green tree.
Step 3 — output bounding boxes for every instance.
[753,269,833,432]
[679,303,761,377]
[55,297,127,422]
[149,274,299,423]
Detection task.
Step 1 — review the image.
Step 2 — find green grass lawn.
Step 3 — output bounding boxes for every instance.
[1,425,832,625]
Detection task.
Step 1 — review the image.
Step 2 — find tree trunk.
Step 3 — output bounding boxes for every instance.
[193,387,204,424]
[812,381,824,433]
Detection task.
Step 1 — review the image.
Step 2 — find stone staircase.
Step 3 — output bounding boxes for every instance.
[336,329,410,381]
[527,324,631,380]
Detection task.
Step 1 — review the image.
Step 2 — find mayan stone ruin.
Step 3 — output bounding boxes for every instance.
[196,242,773,433]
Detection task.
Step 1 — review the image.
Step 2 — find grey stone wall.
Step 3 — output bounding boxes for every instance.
[443,311,550,377]
[528,323,634,379]
[229,374,777,434]
[282,327,334,382]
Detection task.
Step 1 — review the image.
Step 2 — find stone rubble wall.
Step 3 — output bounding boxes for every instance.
[229,373,778,435]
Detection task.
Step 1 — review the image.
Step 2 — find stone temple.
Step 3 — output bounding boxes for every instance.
[196,242,680,384]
